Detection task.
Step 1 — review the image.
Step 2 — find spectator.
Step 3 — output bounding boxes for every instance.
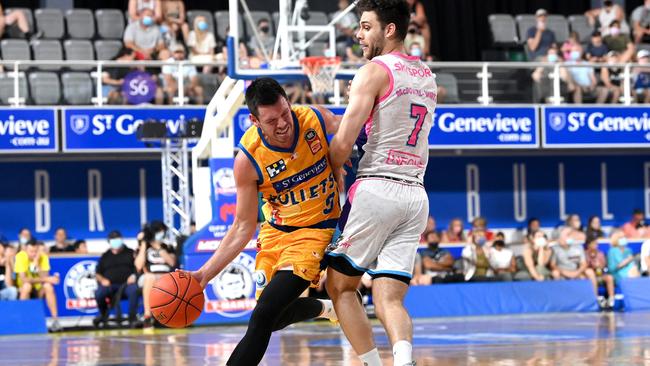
[160,0,188,42]
[586,31,610,63]
[17,227,32,248]
[603,21,635,62]
[73,240,88,254]
[187,15,217,74]
[631,0,650,44]
[102,48,137,105]
[565,214,587,243]
[561,31,582,61]
[413,231,454,285]
[333,0,359,58]
[489,240,515,281]
[600,51,624,103]
[640,239,650,276]
[0,242,17,300]
[461,230,493,282]
[565,47,607,104]
[248,18,275,60]
[0,4,33,39]
[634,49,650,103]
[622,208,648,239]
[124,8,165,61]
[526,9,557,61]
[585,216,606,243]
[420,216,437,243]
[585,237,615,309]
[585,0,630,37]
[93,231,139,329]
[532,46,568,103]
[514,230,552,281]
[135,221,176,328]
[405,0,431,56]
[441,218,465,243]
[49,227,73,253]
[405,21,425,57]
[494,231,506,242]
[128,0,162,23]
[527,217,541,237]
[550,228,597,288]
[469,217,494,241]
[159,20,180,50]
[161,44,204,105]
[408,41,424,60]
[14,240,61,331]
[607,231,640,283]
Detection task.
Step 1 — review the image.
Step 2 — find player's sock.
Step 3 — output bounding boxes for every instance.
[392,340,413,366]
[317,299,337,321]
[359,348,382,366]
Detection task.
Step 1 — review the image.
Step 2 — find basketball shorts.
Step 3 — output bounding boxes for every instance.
[254,224,335,298]
[326,178,429,283]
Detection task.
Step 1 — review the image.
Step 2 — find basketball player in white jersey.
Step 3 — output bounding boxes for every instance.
[325,1,437,365]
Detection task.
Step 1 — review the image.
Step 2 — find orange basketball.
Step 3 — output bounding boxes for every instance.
[150,271,205,328]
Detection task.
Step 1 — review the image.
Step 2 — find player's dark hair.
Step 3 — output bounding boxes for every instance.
[245,77,289,118]
[356,0,410,41]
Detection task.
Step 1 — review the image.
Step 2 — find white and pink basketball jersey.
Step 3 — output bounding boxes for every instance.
[357,52,437,183]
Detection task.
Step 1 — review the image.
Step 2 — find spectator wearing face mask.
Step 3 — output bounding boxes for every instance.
[16,227,32,250]
[462,230,494,282]
[607,230,640,283]
[93,230,139,329]
[187,15,217,74]
[413,231,454,285]
[531,46,568,103]
[603,20,635,62]
[405,21,425,56]
[248,18,275,60]
[515,231,552,281]
[563,214,587,244]
[634,51,650,103]
[123,8,165,60]
[565,47,608,104]
[551,228,596,284]
[585,0,630,37]
[468,217,494,242]
[526,9,557,61]
[128,0,162,23]
[488,240,515,281]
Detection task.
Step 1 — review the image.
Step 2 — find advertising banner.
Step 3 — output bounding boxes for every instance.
[0,108,57,153]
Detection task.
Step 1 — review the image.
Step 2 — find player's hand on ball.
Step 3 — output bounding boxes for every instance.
[176,269,206,289]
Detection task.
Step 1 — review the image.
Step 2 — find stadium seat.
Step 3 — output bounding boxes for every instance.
[65,9,95,39]
[515,14,536,44]
[94,40,122,60]
[34,8,65,39]
[64,40,95,71]
[242,11,272,41]
[307,41,328,57]
[568,15,594,43]
[214,10,244,41]
[547,15,570,44]
[0,73,29,105]
[62,72,93,105]
[95,9,125,39]
[196,73,220,105]
[305,11,329,26]
[186,10,215,35]
[28,72,60,105]
[488,14,519,46]
[4,8,34,36]
[0,39,30,61]
[31,40,63,71]
[435,72,460,104]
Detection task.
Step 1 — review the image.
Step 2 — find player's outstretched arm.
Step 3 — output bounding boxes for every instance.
[329,62,388,170]
[192,153,260,288]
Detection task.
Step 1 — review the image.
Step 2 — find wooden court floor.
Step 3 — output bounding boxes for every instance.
[2,312,650,365]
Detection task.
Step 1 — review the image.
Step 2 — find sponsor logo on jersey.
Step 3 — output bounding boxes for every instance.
[272,156,328,193]
[265,159,287,179]
[304,128,322,154]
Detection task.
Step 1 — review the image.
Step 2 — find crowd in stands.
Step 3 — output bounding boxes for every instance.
[529,2,650,104]
[410,208,650,310]
[0,220,186,331]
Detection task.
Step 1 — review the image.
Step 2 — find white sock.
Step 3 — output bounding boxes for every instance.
[392,340,413,366]
[359,348,382,366]
[317,299,337,321]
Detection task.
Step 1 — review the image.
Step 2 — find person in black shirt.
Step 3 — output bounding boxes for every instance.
[93,230,139,328]
[101,48,137,104]
[49,228,74,254]
[413,231,456,285]
[0,243,17,300]
[135,221,176,328]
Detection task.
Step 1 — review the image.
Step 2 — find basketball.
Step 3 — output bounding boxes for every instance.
[150,271,205,328]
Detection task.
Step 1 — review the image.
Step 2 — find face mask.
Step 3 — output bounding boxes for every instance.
[537,21,545,29]
[534,237,547,248]
[570,50,582,61]
[109,238,123,249]
[19,237,28,245]
[476,237,487,246]
[411,48,422,57]
[547,53,558,63]
[155,231,165,242]
[610,27,620,36]
[259,25,269,33]
[566,238,575,246]
[160,24,168,34]
[618,238,628,246]
[198,21,209,31]
[142,16,154,27]
[324,48,336,58]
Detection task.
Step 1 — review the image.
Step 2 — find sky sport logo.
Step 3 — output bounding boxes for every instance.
[70,115,90,135]
[549,113,566,132]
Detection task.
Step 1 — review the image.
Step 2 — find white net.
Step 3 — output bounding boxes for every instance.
[300,56,341,95]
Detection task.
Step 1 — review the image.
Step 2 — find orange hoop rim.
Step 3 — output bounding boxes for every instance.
[300,56,341,74]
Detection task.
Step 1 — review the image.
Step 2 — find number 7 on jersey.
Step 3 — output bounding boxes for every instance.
[407,104,427,147]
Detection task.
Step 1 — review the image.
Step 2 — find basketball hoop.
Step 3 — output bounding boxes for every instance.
[300,56,341,95]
